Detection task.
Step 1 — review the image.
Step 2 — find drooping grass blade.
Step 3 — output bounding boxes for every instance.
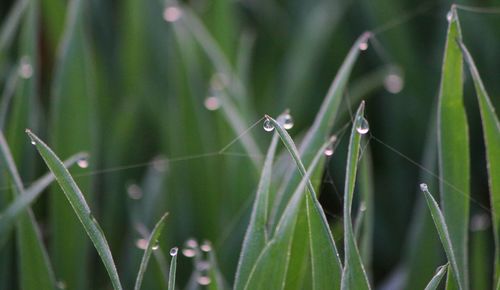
[168,247,177,290]
[340,102,371,290]
[26,130,123,290]
[134,212,169,290]
[234,133,279,289]
[424,264,448,290]
[421,184,464,290]
[437,7,469,290]
[459,41,500,286]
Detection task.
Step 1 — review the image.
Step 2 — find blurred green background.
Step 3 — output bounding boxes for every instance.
[0,0,498,289]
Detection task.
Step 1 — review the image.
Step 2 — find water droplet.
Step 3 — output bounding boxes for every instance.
[470,214,491,232]
[186,238,198,248]
[281,113,294,130]
[446,10,453,22]
[419,183,428,192]
[77,157,89,168]
[56,280,67,289]
[152,156,167,172]
[170,247,178,256]
[200,240,212,252]
[163,6,182,22]
[31,140,36,145]
[197,276,211,285]
[196,261,210,271]
[152,240,159,250]
[204,96,220,111]
[136,238,148,250]
[359,40,369,51]
[182,248,196,257]
[359,202,367,212]
[263,119,274,132]
[127,184,143,200]
[355,116,369,134]
[384,73,404,94]
[324,145,334,156]
[18,56,33,79]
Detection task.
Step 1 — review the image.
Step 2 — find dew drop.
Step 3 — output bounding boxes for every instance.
[152,240,159,250]
[419,183,428,192]
[127,184,143,200]
[324,145,334,156]
[163,6,182,22]
[446,10,453,22]
[359,202,367,212]
[186,238,198,248]
[170,247,178,256]
[77,157,89,168]
[281,113,294,130]
[18,56,33,79]
[384,73,404,94]
[355,116,369,134]
[263,119,274,132]
[470,214,490,232]
[56,280,67,289]
[197,276,211,286]
[359,40,369,51]
[182,238,198,257]
[182,248,196,257]
[204,96,220,111]
[31,140,36,145]
[152,156,167,172]
[200,240,212,252]
[136,238,148,250]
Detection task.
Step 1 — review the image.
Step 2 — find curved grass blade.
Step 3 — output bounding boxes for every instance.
[421,184,463,290]
[357,148,374,276]
[0,67,19,130]
[234,133,279,289]
[459,42,500,285]
[0,0,29,66]
[437,7,469,290]
[0,132,56,290]
[424,264,448,290]
[265,116,342,290]
[168,247,177,290]
[243,133,336,290]
[134,212,168,290]
[340,102,371,290]
[0,152,87,245]
[26,130,123,290]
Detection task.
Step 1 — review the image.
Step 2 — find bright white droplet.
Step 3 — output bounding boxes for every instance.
[170,247,178,256]
[127,184,143,200]
[446,11,453,22]
[359,202,367,212]
[281,113,294,130]
[324,145,334,156]
[163,6,182,22]
[186,238,198,248]
[18,56,33,79]
[384,73,404,94]
[204,96,220,111]
[31,140,36,145]
[136,239,148,250]
[77,157,89,168]
[200,240,212,252]
[359,41,369,51]
[197,276,211,285]
[152,240,159,250]
[356,116,369,134]
[182,248,196,257]
[263,119,274,132]
[419,183,428,192]
[56,280,67,289]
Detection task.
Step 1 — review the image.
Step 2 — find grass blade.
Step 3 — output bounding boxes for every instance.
[421,184,463,289]
[134,212,169,290]
[424,264,448,290]
[459,41,500,285]
[168,247,177,290]
[234,133,279,289]
[265,115,342,290]
[437,7,469,289]
[0,152,87,245]
[0,0,29,66]
[26,130,123,290]
[340,102,371,290]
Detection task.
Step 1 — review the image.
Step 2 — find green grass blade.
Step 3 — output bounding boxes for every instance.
[265,116,342,290]
[0,67,19,130]
[168,248,177,290]
[271,31,371,227]
[26,130,123,290]
[340,102,371,290]
[459,42,500,284]
[357,148,374,276]
[234,133,279,289]
[424,264,448,290]
[0,0,29,66]
[421,184,463,290]
[243,131,335,290]
[437,7,469,290]
[0,152,87,246]
[134,212,169,290]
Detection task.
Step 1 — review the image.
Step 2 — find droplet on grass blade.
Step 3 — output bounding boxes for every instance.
[324,145,334,156]
[136,239,148,250]
[359,40,369,51]
[18,56,33,79]
[384,73,404,94]
[446,10,453,22]
[182,238,198,257]
[152,240,159,250]
[356,116,369,134]
[170,247,178,256]
[127,184,143,200]
[77,157,89,168]
[163,6,182,22]
[281,113,294,130]
[56,280,67,289]
[419,183,428,192]
[470,214,491,232]
[204,96,220,111]
[200,240,212,252]
[197,276,211,285]
[263,119,274,132]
